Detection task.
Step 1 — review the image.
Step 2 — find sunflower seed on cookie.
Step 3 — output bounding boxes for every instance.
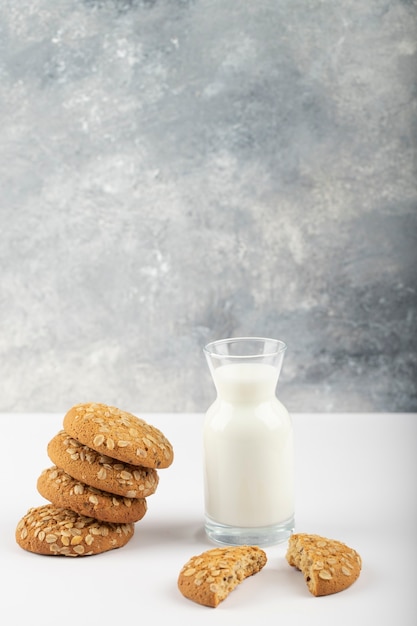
[37,465,148,524]
[47,430,159,498]
[63,402,174,469]
[16,504,134,557]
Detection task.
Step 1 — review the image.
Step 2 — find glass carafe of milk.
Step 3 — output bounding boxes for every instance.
[203,337,294,547]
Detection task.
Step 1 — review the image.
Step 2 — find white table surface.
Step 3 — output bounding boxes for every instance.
[2,412,416,625]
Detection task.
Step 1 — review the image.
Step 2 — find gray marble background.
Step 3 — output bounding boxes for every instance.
[1,0,416,414]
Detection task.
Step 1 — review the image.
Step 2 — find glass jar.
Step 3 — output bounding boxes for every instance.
[203,337,294,546]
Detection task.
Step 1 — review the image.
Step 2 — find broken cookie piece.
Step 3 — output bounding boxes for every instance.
[178,545,267,607]
[286,533,362,596]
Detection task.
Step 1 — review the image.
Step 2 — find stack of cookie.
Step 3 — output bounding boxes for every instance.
[16,402,174,557]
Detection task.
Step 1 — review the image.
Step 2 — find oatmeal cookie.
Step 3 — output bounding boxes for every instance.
[286,533,362,596]
[16,504,134,556]
[37,465,148,524]
[47,430,159,498]
[178,545,267,607]
[63,402,173,469]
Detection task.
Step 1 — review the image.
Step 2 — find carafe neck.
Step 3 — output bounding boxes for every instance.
[211,362,279,404]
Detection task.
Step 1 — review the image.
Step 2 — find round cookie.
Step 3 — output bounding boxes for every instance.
[47,430,159,498]
[16,504,134,557]
[63,402,174,469]
[37,466,148,524]
[286,533,362,596]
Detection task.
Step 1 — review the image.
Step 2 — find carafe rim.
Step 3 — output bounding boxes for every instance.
[204,336,287,360]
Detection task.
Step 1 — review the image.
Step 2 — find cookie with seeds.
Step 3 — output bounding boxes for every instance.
[63,402,174,469]
[37,466,148,524]
[178,545,267,608]
[47,430,159,498]
[16,504,134,557]
[286,533,362,596]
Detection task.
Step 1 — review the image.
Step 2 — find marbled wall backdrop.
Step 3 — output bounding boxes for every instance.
[1,0,416,413]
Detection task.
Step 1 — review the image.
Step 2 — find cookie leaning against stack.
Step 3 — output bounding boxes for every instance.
[15,402,174,557]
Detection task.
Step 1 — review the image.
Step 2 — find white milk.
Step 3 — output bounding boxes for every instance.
[203,362,294,528]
